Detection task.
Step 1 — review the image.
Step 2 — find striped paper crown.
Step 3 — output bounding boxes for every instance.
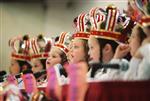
[9,35,31,61]
[72,13,90,40]
[135,0,150,26]
[89,7,106,30]
[31,34,52,59]
[54,32,72,54]
[90,5,130,42]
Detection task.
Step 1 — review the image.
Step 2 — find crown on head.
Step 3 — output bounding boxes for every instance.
[31,34,52,59]
[72,13,90,40]
[135,0,150,26]
[89,7,106,30]
[90,5,132,43]
[54,32,72,54]
[9,35,31,61]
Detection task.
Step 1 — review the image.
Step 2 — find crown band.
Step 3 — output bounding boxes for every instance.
[31,53,49,59]
[139,17,150,26]
[11,53,31,61]
[73,32,90,40]
[54,44,69,54]
[91,30,126,42]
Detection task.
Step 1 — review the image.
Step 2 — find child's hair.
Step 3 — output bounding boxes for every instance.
[18,35,30,54]
[58,50,68,77]
[134,25,147,44]
[98,21,119,62]
[97,38,118,63]
[17,60,32,73]
[60,51,68,66]
[55,36,60,42]
[39,59,47,69]
[81,39,89,63]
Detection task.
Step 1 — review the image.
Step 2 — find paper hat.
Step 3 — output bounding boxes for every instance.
[90,5,130,42]
[9,35,31,61]
[72,13,90,40]
[54,32,72,54]
[135,0,150,26]
[31,34,52,59]
[89,7,106,30]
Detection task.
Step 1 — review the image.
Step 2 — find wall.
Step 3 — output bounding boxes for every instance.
[0,3,45,72]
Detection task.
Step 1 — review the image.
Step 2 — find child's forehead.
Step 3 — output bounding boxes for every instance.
[72,39,85,44]
[50,47,62,54]
[11,59,18,63]
[89,36,97,41]
[31,59,40,63]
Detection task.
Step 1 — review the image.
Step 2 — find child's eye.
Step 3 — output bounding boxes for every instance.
[89,46,93,49]
[52,55,56,58]
[34,65,38,68]
[74,45,78,49]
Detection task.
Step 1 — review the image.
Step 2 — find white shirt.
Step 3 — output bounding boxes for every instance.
[137,44,150,80]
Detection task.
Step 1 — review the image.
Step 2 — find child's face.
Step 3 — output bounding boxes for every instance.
[31,59,44,73]
[88,36,100,64]
[67,41,73,63]
[128,27,141,56]
[10,59,20,75]
[46,47,62,69]
[70,39,86,63]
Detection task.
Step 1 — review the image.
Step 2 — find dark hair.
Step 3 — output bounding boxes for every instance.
[17,60,32,73]
[37,34,44,41]
[90,38,118,77]
[39,59,47,69]
[55,36,59,42]
[135,25,147,45]
[97,38,118,63]
[18,34,30,54]
[146,25,150,30]
[59,51,68,77]
[23,35,29,40]
[60,51,68,66]
[81,39,89,63]
[45,41,51,52]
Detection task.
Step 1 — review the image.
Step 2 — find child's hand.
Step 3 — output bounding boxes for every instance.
[114,44,130,59]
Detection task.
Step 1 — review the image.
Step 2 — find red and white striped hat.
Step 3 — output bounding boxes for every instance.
[135,0,150,26]
[90,5,128,42]
[139,17,150,26]
[9,35,31,61]
[89,7,106,30]
[31,35,52,59]
[54,32,71,54]
[72,13,90,40]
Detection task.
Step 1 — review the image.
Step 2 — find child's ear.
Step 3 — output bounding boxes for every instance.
[103,43,112,54]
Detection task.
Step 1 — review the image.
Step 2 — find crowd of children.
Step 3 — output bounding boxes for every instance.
[0,0,150,100]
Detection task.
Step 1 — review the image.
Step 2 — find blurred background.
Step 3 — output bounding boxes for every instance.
[0,0,127,72]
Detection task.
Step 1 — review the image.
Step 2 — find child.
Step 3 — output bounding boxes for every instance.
[123,0,150,80]
[65,13,91,101]
[30,34,52,83]
[9,35,32,75]
[46,32,71,84]
[88,6,135,80]
[113,24,147,80]
[31,34,51,74]
[45,32,71,100]
[70,13,90,64]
